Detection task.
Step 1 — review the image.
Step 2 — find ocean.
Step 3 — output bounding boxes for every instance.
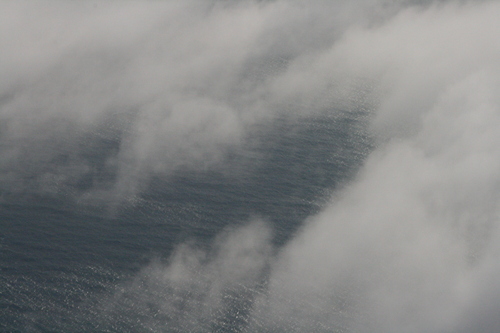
[2,1,500,332]
[0,112,371,331]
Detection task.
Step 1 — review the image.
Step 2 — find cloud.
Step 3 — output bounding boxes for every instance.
[246,2,500,332]
[97,220,273,331]
[0,0,390,205]
[3,0,500,332]
[100,1,500,332]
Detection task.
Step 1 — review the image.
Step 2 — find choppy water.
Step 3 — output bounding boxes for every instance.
[3,1,500,332]
[0,113,371,332]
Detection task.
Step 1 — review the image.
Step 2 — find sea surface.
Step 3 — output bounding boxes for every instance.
[0,112,372,332]
[4,1,500,332]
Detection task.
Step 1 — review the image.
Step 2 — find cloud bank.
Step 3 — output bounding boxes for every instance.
[3,0,500,332]
[0,0,382,207]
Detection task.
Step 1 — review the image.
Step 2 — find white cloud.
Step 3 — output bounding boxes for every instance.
[3,0,500,331]
[99,220,272,331]
[1,0,382,203]
[248,2,500,332]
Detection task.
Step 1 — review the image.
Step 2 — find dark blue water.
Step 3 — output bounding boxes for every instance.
[0,112,371,332]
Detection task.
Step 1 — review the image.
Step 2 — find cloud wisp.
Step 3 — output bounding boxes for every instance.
[0,0,381,207]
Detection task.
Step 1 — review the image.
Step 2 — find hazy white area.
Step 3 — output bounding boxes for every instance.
[2,0,500,331]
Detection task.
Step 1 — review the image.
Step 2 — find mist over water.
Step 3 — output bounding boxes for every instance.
[2,0,500,332]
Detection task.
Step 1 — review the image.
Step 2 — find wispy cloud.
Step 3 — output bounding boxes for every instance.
[3,1,500,332]
[0,0,385,205]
